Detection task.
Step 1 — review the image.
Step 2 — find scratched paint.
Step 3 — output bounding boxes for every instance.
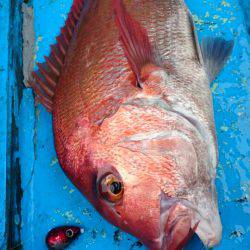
[17,0,250,250]
[1,0,25,248]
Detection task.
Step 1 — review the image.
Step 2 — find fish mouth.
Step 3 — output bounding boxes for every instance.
[159,195,196,250]
[194,207,222,247]
[159,192,222,249]
[189,189,222,248]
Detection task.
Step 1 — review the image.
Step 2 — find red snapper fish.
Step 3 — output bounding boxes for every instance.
[30,0,234,249]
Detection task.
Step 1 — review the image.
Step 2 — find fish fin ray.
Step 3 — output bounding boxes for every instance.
[187,11,203,65]
[114,0,155,87]
[201,37,234,83]
[29,0,85,112]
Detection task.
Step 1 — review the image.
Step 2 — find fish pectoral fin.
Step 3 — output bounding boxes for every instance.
[29,0,85,112]
[201,37,234,83]
[113,0,156,88]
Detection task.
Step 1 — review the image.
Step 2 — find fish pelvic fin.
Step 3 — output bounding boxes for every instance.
[201,37,234,83]
[29,0,86,112]
[113,0,156,88]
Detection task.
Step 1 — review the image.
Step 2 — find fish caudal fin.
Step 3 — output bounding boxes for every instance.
[201,37,234,83]
[113,0,156,87]
[29,0,85,112]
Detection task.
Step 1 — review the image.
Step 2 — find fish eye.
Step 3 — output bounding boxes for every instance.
[65,229,74,238]
[98,174,124,202]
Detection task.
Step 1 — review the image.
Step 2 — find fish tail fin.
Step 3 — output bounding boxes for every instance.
[113,0,156,87]
[201,37,234,83]
[29,0,86,112]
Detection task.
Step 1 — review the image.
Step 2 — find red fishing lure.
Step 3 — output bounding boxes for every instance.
[46,226,83,249]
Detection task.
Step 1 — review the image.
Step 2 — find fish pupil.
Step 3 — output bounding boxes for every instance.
[110,181,122,195]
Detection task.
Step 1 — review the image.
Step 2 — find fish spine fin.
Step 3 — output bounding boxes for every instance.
[114,0,155,87]
[29,0,85,112]
[201,37,234,83]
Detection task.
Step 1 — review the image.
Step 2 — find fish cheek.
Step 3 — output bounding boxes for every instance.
[95,197,124,228]
[114,175,161,243]
[94,160,162,244]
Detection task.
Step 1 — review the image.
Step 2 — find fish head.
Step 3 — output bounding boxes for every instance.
[64,80,221,249]
[78,98,221,249]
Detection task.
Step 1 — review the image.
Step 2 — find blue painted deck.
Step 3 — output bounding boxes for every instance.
[0,0,249,249]
[0,1,11,248]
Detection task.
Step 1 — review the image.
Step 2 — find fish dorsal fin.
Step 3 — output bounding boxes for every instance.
[201,37,234,83]
[114,0,155,87]
[29,0,85,112]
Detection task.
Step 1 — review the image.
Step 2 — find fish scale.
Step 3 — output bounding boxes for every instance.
[53,1,134,148]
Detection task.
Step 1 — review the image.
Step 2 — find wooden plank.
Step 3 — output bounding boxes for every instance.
[0,0,24,248]
[7,0,25,248]
[0,0,11,248]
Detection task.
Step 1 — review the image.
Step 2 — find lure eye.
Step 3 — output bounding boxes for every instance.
[65,229,74,238]
[98,174,124,202]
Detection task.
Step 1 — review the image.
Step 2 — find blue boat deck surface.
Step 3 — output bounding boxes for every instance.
[0,0,249,249]
[0,1,11,248]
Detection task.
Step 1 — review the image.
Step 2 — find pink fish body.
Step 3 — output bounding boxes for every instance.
[30,0,233,249]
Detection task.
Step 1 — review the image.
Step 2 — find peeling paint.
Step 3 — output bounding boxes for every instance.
[22,3,35,87]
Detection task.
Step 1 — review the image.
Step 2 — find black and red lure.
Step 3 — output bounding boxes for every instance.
[46,226,83,249]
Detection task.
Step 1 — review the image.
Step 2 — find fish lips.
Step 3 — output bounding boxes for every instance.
[159,192,222,250]
[194,204,222,247]
[158,193,197,250]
